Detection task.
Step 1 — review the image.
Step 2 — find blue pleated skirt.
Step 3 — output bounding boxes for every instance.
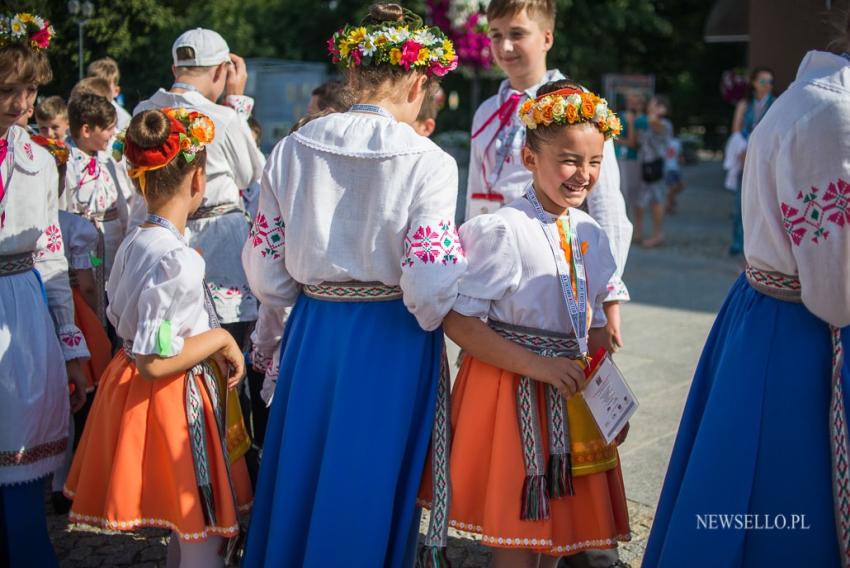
[644,274,849,567]
[243,293,442,568]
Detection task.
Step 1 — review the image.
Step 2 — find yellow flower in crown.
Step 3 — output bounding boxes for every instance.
[416,47,431,65]
[389,47,402,65]
[518,87,621,140]
[347,26,368,46]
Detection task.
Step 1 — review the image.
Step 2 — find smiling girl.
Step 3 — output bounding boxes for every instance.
[421,80,631,568]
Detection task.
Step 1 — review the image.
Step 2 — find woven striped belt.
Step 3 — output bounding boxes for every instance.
[189,204,246,221]
[0,252,34,276]
[747,265,850,565]
[489,320,580,521]
[302,281,403,302]
[88,206,119,223]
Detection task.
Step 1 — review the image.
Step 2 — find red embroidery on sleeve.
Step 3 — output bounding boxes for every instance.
[781,178,850,245]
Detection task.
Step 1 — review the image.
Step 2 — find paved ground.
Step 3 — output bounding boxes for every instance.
[49,160,739,567]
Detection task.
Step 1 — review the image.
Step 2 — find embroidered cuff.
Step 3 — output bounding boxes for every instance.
[133,319,184,357]
[57,324,90,361]
[251,342,274,373]
[605,277,630,303]
[224,95,254,118]
[260,352,280,407]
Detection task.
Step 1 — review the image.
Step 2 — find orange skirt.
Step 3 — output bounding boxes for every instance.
[420,355,631,556]
[72,287,111,391]
[64,351,253,541]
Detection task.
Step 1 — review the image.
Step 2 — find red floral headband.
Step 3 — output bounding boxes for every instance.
[125,108,214,194]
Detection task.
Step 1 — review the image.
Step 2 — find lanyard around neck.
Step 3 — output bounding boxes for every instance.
[349,104,394,120]
[172,82,200,94]
[146,213,186,244]
[526,185,589,355]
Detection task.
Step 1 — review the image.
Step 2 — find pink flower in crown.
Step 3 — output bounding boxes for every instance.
[351,47,362,66]
[429,58,458,77]
[400,40,423,71]
[31,25,52,49]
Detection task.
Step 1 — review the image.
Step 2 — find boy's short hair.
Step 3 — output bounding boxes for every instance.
[70,77,113,101]
[68,93,117,138]
[35,96,68,123]
[87,56,121,86]
[311,81,354,112]
[416,83,445,122]
[486,0,556,31]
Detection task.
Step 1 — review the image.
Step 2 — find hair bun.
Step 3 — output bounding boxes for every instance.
[363,3,408,25]
[127,110,171,150]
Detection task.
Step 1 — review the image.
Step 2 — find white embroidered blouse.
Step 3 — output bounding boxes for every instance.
[107,226,209,356]
[243,110,467,357]
[454,194,616,335]
[466,70,632,302]
[1,126,89,360]
[60,143,130,277]
[743,50,850,327]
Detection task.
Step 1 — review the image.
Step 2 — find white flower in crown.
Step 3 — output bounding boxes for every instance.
[414,29,438,45]
[361,36,377,57]
[433,47,445,59]
[566,93,582,108]
[594,103,608,122]
[10,16,25,37]
[386,27,410,43]
[33,15,44,28]
[552,99,566,119]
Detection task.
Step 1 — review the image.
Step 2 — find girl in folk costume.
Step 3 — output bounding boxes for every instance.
[0,14,91,567]
[64,108,253,568]
[30,134,112,514]
[241,4,463,566]
[421,81,630,568]
[643,49,850,568]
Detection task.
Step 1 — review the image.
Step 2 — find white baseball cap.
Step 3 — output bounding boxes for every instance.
[172,28,230,67]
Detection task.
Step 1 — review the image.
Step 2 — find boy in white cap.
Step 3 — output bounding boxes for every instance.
[134,28,263,341]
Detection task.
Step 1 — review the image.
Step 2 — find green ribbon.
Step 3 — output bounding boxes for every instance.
[156,320,173,357]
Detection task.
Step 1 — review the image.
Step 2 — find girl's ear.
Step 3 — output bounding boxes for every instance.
[190,166,205,196]
[521,145,537,173]
[407,74,428,104]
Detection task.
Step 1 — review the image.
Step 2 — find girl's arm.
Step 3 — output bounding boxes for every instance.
[444,311,586,398]
[136,327,244,384]
[75,268,99,313]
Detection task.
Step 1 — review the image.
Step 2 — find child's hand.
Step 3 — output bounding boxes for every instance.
[225,53,248,97]
[214,335,246,390]
[66,359,88,413]
[531,356,586,399]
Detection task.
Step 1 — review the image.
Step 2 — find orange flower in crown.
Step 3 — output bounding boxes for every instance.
[125,107,215,194]
[519,87,621,140]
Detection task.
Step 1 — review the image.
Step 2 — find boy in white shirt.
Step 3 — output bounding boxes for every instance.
[134,28,265,345]
[468,0,632,359]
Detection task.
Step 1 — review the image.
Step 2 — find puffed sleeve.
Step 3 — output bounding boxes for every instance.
[399,150,467,331]
[35,162,90,361]
[452,213,522,319]
[132,248,205,357]
[242,138,301,312]
[584,140,632,302]
[59,212,98,270]
[223,110,266,191]
[773,104,850,326]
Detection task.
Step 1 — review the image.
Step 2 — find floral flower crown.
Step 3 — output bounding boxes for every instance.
[0,13,54,51]
[328,17,459,77]
[125,107,215,194]
[31,135,70,166]
[519,88,622,139]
